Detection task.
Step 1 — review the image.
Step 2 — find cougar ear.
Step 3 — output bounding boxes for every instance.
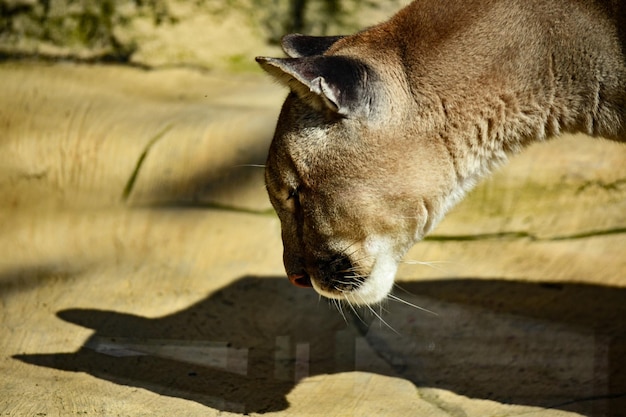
[281,34,345,58]
[255,55,373,116]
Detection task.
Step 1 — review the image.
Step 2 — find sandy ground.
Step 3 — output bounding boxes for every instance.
[0,62,625,416]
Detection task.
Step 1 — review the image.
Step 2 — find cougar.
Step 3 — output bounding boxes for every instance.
[256,0,625,306]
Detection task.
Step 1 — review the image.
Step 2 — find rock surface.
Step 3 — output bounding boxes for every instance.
[1,62,625,417]
[0,0,411,71]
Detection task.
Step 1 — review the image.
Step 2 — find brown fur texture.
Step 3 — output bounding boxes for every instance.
[257,0,625,305]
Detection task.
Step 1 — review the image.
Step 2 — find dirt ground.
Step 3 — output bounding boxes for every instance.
[0,61,625,416]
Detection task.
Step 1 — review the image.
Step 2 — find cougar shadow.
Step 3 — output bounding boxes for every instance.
[15,276,626,415]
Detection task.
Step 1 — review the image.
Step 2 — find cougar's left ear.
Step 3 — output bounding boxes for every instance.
[281,34,345,58]
[255,55,374,116]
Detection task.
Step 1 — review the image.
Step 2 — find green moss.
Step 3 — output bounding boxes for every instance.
[226,53,259,73]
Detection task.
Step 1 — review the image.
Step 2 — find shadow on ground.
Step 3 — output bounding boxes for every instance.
[15,276,626,416]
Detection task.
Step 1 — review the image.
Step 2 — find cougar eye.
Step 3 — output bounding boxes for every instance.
[287,188,299,201]
[283,187,302,213]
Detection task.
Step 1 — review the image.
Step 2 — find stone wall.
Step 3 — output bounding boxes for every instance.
[0,0,407,70]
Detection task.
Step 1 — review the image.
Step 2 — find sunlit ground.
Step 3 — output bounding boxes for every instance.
[1,62,625,417]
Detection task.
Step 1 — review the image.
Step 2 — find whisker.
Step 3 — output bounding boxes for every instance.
[387,293,438,316]
[393,283,416,296]
[335,242,368,264]
[339,240,360,255]
[336,272,367,279]
[233,164,266,168]
[333,279,360,287]
[329,247,361,267]
[332,297,348,324]
[342,294,367,327]
[400,259,453,273]
[361,295,398,334]
[401,259,453,266]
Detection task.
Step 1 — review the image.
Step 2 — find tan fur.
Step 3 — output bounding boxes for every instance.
[257,0,625,305]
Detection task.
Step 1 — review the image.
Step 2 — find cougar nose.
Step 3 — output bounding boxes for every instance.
[288,273,312,288]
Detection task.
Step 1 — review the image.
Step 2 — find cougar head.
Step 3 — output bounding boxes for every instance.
[256,34,458,306]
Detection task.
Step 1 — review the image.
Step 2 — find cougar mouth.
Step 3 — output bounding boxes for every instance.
[287,255,364,292]
[313,257,398,306]
[289,242,399,306]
